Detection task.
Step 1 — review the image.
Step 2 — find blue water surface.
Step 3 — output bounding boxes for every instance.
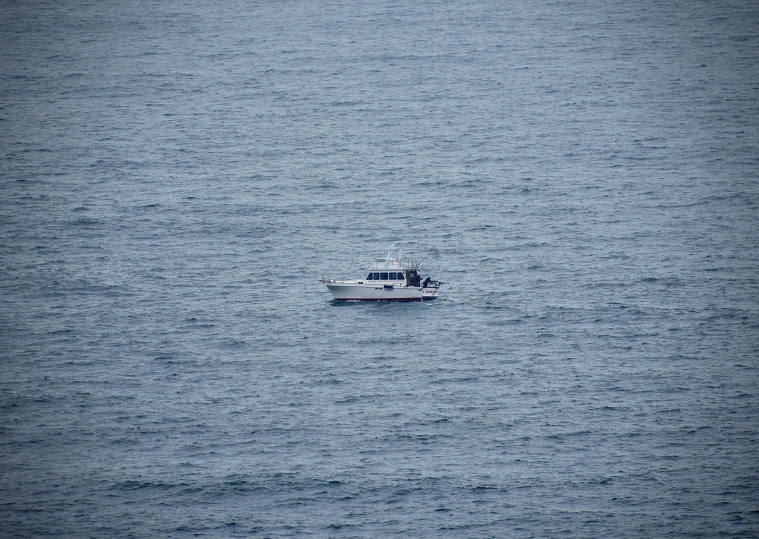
[1,0,758,537]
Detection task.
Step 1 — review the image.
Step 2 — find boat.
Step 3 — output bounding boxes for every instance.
[320,246,441,301]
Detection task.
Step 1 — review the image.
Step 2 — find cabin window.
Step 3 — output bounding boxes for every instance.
[373,272,380,280]
[389,272,396,280]
[380,272,389,280]
[366,273,373,280]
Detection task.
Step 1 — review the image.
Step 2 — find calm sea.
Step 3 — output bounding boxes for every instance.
[2,0,758,537]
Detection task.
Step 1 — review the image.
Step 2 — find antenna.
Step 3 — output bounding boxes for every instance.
[418,246,440,266]
[385,244,394,269]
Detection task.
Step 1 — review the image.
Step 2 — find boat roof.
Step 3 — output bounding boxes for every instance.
[370,257,418,271]
[367,246,423,271]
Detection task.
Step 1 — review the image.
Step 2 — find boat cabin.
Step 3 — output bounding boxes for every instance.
[364,268,421,287]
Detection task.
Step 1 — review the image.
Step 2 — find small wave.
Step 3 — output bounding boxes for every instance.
[112,480,183,491]
[68,217,103,227]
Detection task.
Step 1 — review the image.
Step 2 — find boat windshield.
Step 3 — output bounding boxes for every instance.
[366,271,405,281]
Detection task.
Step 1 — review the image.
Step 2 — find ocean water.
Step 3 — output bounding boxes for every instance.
[1,0,758,536]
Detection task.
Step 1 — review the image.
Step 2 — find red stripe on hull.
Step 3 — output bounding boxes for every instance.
[332,297,437,302]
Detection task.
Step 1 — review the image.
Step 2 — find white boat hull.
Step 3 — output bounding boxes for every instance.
[324,281,439,301]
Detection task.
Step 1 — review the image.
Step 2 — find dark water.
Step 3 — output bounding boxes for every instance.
[2,0,759,536]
